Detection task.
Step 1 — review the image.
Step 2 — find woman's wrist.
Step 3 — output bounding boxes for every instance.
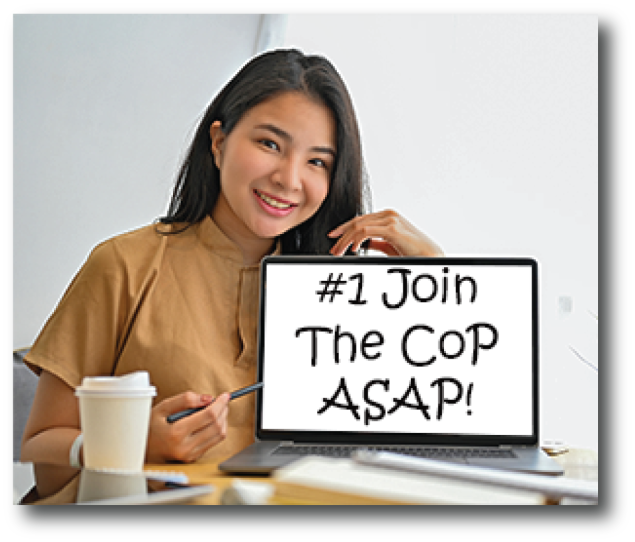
[69,433,83,467]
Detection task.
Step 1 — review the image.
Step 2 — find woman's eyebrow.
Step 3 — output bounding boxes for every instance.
[255,123,336,158]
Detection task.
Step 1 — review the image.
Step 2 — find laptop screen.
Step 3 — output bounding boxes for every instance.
[256,257,538,446]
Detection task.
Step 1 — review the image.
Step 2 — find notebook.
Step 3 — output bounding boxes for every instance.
[219,256,563,476]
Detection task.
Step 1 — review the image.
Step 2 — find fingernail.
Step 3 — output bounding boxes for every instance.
[201,394,214,403]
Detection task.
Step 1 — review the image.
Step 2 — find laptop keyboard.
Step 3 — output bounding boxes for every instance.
[273,445,516,460]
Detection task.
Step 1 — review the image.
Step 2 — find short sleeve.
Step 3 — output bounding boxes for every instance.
[24,240,131,389]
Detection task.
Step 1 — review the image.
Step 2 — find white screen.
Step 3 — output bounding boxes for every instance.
[260,260,534,437]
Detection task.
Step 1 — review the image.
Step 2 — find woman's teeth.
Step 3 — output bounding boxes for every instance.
[257,191,293,209]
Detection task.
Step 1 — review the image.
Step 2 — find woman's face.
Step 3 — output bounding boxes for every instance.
[210,91,336,245]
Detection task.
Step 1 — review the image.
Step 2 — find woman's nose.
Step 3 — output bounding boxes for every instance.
[272,156,302,191]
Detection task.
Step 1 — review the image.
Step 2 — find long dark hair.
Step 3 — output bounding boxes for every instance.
[159,48,371,254]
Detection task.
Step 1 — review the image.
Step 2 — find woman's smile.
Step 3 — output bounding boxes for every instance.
[253,188,297,215]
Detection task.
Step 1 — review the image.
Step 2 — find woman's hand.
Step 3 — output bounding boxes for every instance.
[328,209,443,257]
[145,391,230,463]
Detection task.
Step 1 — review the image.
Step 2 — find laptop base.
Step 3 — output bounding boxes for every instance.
[218,441,564,476]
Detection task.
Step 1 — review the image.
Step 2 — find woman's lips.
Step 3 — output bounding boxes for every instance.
[254,189,297,217]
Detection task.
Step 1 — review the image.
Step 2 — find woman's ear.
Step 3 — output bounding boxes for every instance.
[209,121,226,168]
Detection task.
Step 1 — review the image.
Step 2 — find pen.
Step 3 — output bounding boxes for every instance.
[167,382,264,424]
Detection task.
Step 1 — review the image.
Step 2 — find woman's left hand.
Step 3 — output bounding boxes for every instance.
[328,209,443,257]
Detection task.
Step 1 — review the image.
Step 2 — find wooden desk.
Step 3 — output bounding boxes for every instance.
[145,448,598,505]
[144,460,265,505]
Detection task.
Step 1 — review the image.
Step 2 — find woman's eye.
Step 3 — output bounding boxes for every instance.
[260,139,279,151]
[310,158,327,169]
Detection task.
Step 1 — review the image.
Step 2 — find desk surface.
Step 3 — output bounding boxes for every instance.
[144,448,598,505]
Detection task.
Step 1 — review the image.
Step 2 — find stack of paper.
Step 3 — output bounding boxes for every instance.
[272,456,546,505]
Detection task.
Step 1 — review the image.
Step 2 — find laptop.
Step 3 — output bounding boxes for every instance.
[219,256,564,476]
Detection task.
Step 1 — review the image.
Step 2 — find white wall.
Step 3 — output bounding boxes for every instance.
[13,15,264,348]
[285,14,598,451]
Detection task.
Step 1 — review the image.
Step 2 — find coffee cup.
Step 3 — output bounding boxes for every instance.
[77,468,148,503]
[75,371,156,471]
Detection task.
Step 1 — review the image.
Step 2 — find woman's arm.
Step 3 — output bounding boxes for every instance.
[328,209,443,257]
[20,370,83,466]
[20,370,231,466]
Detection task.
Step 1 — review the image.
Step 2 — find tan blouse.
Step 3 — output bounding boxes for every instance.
[25,215,276,462]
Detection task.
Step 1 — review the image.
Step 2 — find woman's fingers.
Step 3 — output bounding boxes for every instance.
[328,212,394,254]
[176,393,230,462]
[328,210,442,257]
[155,391,214,419]
[185,395,230,458]
[146,391,230,463]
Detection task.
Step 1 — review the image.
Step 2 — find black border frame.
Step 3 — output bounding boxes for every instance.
[255,256,539,447]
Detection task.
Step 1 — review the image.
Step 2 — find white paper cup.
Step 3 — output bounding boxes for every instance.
[77,468,147,503]
[75,371,156,471]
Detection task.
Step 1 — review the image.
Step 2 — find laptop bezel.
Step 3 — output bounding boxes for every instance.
[255,256,539,447]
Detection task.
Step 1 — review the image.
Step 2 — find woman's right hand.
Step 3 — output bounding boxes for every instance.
[145,391,230,463]
[328,209,443,257]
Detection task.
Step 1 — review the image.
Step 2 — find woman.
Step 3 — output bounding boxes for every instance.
[21,49,441,466]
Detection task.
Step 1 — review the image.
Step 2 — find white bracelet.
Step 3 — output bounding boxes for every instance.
[69,433,83,468]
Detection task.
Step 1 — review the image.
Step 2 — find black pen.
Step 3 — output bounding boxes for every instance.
[167,382,264,424]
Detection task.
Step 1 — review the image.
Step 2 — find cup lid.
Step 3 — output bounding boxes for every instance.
[75,371,157,397]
